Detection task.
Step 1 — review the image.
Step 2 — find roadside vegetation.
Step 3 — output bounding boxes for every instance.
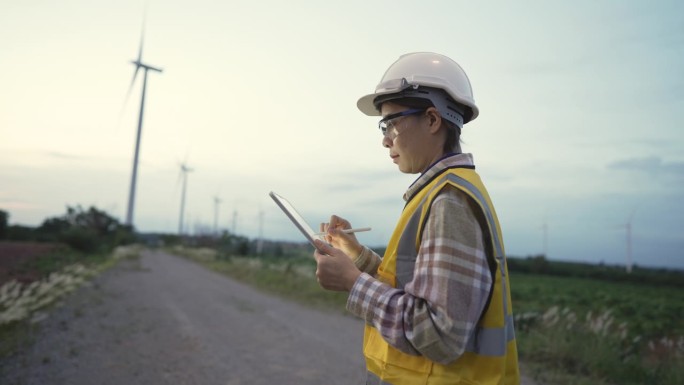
[512,273,683,384]
[0,207,138,361]
[174,246,684,385]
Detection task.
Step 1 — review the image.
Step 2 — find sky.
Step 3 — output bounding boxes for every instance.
[1,0,683,269]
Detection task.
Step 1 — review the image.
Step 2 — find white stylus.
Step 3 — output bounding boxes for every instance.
[314,227,371,236]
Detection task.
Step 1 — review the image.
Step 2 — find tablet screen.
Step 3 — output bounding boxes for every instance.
[269,191,324,249]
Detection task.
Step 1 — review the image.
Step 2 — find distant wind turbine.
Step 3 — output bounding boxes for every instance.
[124,19,163,228]
[213,195,222,236]
[625,209,636,274]
[540,212,549,258]
[257,208,264,255]
[178,163,193,235]
[232,209,238,234]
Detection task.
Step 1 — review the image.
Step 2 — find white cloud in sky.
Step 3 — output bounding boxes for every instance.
[0,0,682,269]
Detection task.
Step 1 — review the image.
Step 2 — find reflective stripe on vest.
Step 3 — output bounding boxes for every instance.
[394,170,514,357]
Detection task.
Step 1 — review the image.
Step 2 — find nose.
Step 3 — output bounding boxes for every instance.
[382,135,392,148]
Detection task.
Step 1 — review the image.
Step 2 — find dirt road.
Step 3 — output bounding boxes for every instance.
[1,250,535,385]
[2,250,366,384]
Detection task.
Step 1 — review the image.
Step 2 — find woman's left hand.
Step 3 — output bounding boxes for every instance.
[313,240,362,292]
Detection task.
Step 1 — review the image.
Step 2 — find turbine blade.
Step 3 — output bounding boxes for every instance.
[137,11,146,63]
[127,66,140,98]
[137,34,144,63]
[116,65,140,131]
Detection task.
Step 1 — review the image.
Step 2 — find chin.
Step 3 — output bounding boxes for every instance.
[397,164,418,174]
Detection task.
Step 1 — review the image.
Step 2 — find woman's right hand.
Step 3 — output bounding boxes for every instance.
[319,215,363,259]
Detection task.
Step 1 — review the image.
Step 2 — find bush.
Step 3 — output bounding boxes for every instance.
[59,228,100,253]
[36,205,133,253]
[5,226,35,241]
[0,210,8,239]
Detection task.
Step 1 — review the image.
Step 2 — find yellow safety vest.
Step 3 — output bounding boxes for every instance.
[363,166,520,385]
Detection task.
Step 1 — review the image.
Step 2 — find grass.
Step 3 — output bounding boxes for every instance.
[510,273,684,337]
[511,273,684,385]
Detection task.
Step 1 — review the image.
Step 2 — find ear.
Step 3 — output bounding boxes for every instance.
[425,107,442,134]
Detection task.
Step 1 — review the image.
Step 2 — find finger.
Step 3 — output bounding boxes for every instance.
[330,227,356,241]
[314,239,333,255]
[329,215,346,230]
[332,215,354,232]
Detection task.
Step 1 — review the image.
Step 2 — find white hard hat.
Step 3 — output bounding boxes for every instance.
[357,52,479,127]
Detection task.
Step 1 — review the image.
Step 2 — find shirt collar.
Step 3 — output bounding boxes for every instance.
[403,153,475,202]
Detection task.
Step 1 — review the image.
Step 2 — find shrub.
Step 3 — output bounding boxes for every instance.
[516,306,684,384]
[0,210,8,239]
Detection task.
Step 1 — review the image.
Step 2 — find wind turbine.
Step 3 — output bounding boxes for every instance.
[257,208,264,255]
[541,219,549,258]
[124,21,163,228]
[625,209,636,274]
[178,163,193,235]
[213,195,222,236]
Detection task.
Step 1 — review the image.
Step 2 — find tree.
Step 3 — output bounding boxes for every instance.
[0,210,8,239]
[529,254,550,274]
[38,205,134,253]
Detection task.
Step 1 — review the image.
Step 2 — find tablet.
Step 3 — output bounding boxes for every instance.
[269,191,325,250]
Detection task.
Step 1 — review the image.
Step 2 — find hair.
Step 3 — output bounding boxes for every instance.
[386,97,462,154]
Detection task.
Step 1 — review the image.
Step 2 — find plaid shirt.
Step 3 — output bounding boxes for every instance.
[347,153,494,365]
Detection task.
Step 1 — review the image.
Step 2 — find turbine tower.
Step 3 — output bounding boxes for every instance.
[232,209,238,234]
[542,220,548,258]
[213,196,222,236]
[625,209,636,274]
[257,208,264,255]
[124,22,163,227]
[178,163,193,235]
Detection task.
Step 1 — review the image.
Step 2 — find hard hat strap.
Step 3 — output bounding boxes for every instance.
[373,85,465,128]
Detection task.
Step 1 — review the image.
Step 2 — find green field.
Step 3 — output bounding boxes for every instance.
[510,272,684,338]
[508,272,683,385]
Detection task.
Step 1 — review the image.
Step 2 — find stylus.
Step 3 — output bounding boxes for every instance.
[314,227,371,236]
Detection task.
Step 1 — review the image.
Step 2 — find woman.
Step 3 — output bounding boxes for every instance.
[314,52,520,385]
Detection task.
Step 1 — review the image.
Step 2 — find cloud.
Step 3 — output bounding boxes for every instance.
[45,151,90,160]
[607,156,684,176]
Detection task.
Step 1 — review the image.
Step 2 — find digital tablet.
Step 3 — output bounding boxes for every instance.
[269,191,325,251]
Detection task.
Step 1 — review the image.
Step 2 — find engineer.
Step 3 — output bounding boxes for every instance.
[313,52,520,385]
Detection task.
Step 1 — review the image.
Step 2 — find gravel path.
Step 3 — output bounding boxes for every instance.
[1,249,536,385]
[1,250,366,385]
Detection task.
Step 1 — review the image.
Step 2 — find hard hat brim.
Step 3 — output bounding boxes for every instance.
[357,91,387,117]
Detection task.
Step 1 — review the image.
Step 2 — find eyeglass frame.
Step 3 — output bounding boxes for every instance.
[377,108,426,138]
